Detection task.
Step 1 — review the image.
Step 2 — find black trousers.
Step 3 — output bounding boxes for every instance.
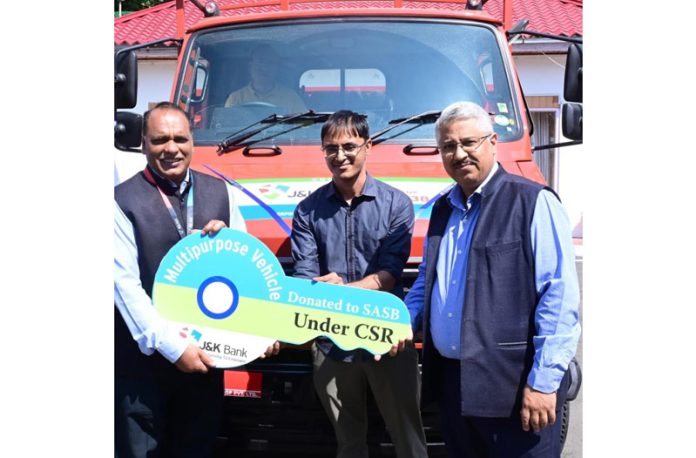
[439,358,563,458]
[115,369,223,458]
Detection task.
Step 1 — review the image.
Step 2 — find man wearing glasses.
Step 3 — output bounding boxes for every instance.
[405,101,580,457]
[290,110,427,457]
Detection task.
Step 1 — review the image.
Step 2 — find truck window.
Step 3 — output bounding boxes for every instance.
[182,19,521,145]
[299,68,389,130]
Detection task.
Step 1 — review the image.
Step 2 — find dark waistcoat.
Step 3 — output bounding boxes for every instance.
[114,169,230,378]
[420,166,569,417]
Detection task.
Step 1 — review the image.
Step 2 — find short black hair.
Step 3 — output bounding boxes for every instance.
[142,102,190,138]
[321,110,369,143]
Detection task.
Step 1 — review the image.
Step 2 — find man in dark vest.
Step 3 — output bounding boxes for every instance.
[404,101,581,457]
[114,102,247,457]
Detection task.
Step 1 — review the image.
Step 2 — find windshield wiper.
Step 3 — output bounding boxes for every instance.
[370,110,441,145]
[217,110,332,154]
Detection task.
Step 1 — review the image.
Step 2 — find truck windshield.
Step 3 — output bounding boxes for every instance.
[181,19,521,145]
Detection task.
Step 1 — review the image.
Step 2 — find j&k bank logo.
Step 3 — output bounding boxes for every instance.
[259,183,316,201]
[198,340,248,359]
[258,184,290,201]
[180,327,248,358]
[179,327,202,342]
[199,341,248,358]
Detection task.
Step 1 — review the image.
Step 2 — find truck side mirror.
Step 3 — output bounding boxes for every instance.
[562,103,582,141]
[115,50,138,109]
[564,43,582,103]
[115,111,143,150]
[562,43,582,141]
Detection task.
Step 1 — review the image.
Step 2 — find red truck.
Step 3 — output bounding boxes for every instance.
[115,0,582,454]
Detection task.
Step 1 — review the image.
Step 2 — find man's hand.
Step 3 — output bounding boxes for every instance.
[174,343,216,373]
[373,328,413,362]
[198,219,227,236]
[259,341,282,359]
[520,384,557,432]
[313,272,344,285]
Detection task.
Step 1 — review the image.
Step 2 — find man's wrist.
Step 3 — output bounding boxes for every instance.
[527,367,563,394]
[158,328,190,364]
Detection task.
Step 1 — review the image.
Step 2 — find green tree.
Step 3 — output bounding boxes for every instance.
[115,0,169,12]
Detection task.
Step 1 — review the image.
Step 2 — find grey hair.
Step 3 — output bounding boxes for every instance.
[435,101,493,144]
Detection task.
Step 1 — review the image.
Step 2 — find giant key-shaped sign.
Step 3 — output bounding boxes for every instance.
[153,229,412,368]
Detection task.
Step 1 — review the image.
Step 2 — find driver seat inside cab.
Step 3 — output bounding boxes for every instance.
[222,43,306,116]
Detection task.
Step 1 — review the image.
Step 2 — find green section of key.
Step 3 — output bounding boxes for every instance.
[154,282,412,355]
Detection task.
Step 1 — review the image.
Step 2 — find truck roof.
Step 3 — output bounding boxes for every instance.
[188,1,501,34]
[115,0,582,46]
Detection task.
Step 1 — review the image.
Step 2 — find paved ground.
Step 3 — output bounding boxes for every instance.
[562,257,583,458]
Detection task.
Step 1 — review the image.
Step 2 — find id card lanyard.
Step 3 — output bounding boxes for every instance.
[143,167,194,239]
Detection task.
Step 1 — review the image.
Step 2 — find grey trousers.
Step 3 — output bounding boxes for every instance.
[312,343,428,458]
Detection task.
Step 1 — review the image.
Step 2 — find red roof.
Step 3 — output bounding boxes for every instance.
[115,0,582,46]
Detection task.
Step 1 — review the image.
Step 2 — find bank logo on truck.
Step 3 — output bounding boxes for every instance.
[232,178,451,222]
[258,184,290,201]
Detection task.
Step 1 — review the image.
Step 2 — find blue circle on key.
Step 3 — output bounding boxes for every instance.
[197,276,239,319]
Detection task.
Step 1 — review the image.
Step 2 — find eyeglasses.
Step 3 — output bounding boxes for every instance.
[439,134,493,157]
[321,140,368,159]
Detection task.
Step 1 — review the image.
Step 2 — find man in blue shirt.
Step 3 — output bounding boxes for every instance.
[404,101,581,458]
[291,111,427,457]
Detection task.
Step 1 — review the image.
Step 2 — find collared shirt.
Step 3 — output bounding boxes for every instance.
[429,162,498,359]
[113,172,246,363]
[168,169,191,196]
[291,174,415,360]
[224,83,307,114]
[149,167,193,221]
[405,164,581,393]
[147,167,191,195]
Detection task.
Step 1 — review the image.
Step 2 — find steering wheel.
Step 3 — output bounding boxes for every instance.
[237,101,278,109]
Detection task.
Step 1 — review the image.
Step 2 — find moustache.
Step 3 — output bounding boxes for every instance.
[453,159,476,168]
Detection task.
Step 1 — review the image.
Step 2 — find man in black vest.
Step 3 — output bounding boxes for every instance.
[114,102,247,457]
[404,101,581,457]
